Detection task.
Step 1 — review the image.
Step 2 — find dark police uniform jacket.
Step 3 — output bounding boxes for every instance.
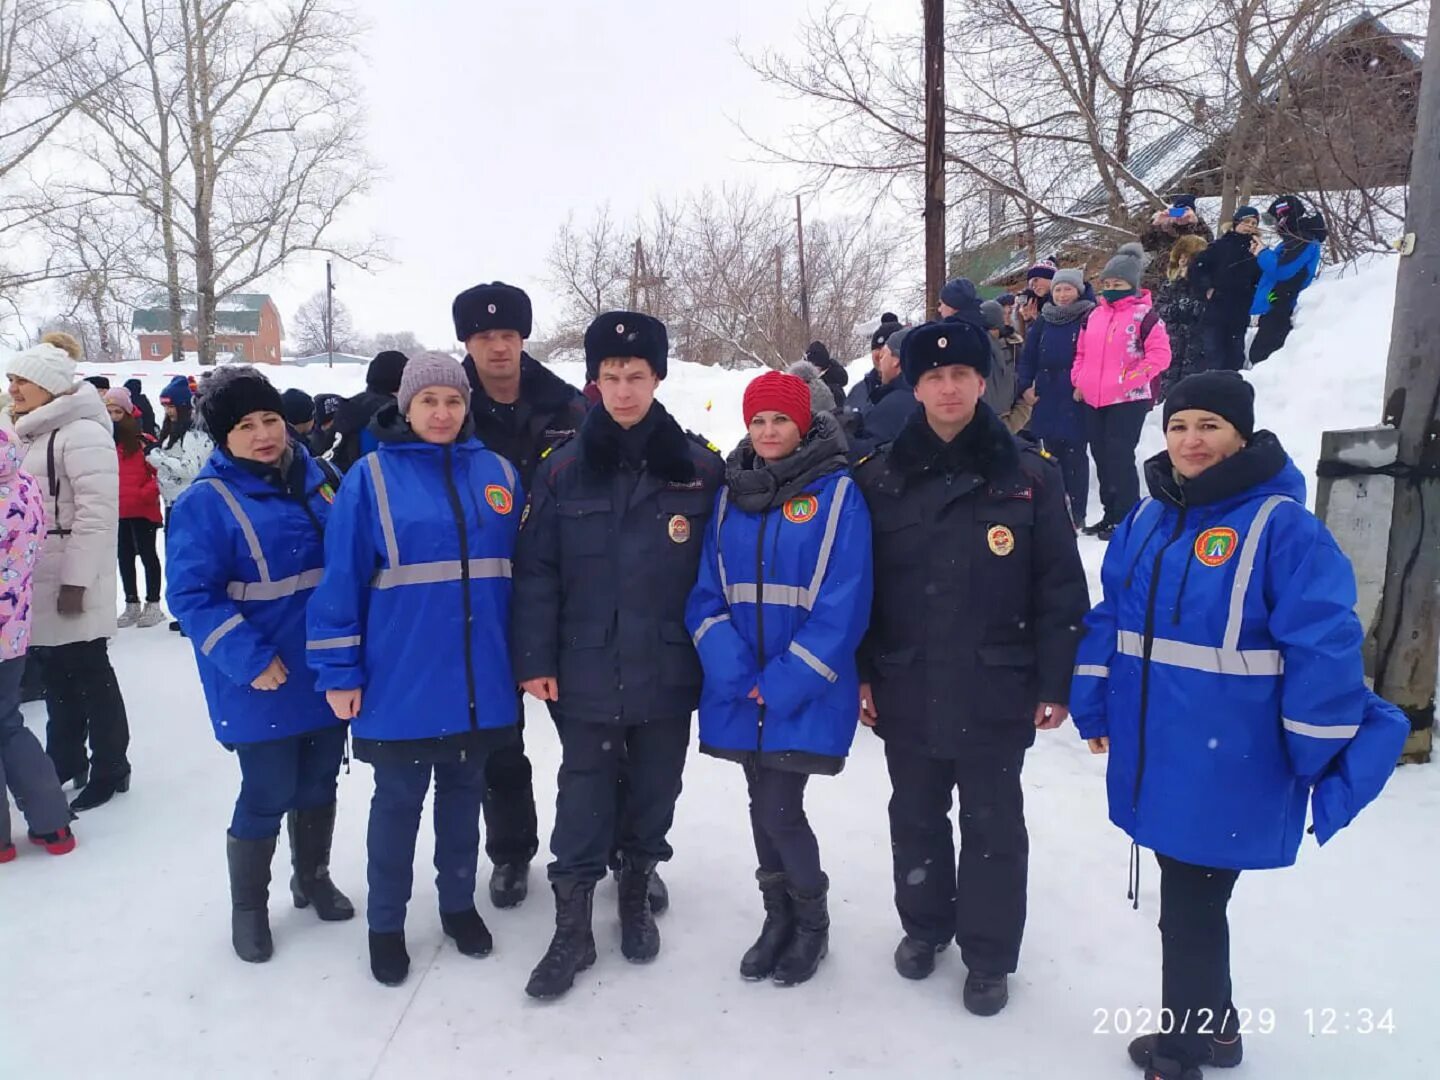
[512,402,723,726]
[855,402,1090,757]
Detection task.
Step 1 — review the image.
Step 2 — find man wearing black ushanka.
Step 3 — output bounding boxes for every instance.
[452,281,589,911]
[854,319,1089,1018]
[512,311,722,999]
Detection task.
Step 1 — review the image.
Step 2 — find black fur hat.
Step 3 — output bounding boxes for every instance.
[452,281,533,341]
[584,311,668,382]
[900,320,993,385]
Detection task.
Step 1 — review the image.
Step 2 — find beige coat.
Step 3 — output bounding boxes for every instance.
[13,384,119,646]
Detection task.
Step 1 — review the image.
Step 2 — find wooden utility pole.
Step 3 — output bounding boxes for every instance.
[1372,0,1440,763]
[325,259,335,369]
[795,195,812,341]
[923,0,946,319]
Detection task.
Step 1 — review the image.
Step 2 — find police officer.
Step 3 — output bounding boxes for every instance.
[452,282,589,909]
[854,320,1089,1017]
[512,311,722,1000]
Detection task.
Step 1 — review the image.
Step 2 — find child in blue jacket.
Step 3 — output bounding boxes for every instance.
[686,370,872,989]
[1248,195,1323,366]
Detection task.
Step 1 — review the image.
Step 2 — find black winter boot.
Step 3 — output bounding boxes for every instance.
[226,833,276,963]
[648,868,670,915]
[772,875,829,987]
[489,862,529,909]
[894,935,948,980]
[70,771,130,812]
[1130,1029,1243,1069]
[369,930,410,987]
[440,907,494,957]
[287,804,354,922]
[963,970,1010,1016]
[525,880,598,1000]
[739,870,793,981]
[1144,1055,1203,1080]
[616,855,660,963]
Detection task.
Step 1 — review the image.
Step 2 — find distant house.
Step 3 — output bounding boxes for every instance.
[132,293,284,365]
[285,351,373,367]
[953,13,1419,287]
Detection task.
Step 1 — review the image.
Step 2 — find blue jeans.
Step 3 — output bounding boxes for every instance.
[367,757,488,933]
[230,726,346,840]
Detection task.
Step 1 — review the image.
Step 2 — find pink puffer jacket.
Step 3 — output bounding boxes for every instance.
[0,427,46,660]
[1071,290,1173,409]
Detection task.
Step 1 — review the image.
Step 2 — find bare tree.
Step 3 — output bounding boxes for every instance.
[545,184,899,369]
[291,290,357,357]
[369,330,424,356]
[38,199,150,361]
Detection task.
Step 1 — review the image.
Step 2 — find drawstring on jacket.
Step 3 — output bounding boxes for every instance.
[1127,840,1141,910]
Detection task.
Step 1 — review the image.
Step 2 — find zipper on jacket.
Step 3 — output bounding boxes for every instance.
[1131,501,1188,813]
[440,445,481,732]
[754,509,768,754]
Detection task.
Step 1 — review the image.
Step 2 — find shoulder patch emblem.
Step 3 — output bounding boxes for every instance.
[987,524,1016,557]
[1195,527,1239,567]
[485,484,514,515]
[783,495,819,524]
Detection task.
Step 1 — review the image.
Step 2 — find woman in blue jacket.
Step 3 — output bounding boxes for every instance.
[1247,195,1323,367]
[685,370,872,988]
[1016,267,1094,527]
[1070,372,1407,1080]
[307,354,523,988]
[167,366,351,965]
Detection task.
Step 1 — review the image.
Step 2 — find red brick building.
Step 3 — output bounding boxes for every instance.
[131,293,284,364]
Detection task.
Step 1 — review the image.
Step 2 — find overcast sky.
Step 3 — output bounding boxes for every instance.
[267,0,917,349]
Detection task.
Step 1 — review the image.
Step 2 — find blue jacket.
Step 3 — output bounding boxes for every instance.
[167,446,342,746]
[1250,237,1322,317]
[1017,309,1092,443]
[685,418,873,771]
[1070,433,1407,870]
[306,407,523,750]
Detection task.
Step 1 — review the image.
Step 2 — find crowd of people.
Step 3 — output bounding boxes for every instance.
[0,189,1402,1080]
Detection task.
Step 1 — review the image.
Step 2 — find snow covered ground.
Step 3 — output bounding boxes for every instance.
[3,255,1437,1079]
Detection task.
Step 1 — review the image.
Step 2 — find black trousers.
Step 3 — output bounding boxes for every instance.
[1156,853,1242,1070]
[884,742,1029,974]
[483,696,538,867]
[1248,303,1295,367]
[37,638,131,783]
[1084,401,1149,525]
[117,519,162,604]
[1042,438,1088,526]
[548,716,689,884]
[744,761,824,893]
[1200,321,1247,373]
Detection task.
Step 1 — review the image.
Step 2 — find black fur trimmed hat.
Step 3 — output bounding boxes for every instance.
[584,311,668,382]
[900,320,993,385]
[452,281,533,341]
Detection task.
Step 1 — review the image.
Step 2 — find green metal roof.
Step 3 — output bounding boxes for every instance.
[131,293,270,335]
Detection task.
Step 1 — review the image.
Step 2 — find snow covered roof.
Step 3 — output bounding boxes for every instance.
[285,352,373,366]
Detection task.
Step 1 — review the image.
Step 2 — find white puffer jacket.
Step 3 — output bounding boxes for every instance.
[13,384,120,646]
[147,428,214,506]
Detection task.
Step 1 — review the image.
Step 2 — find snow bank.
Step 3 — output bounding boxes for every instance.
[3,255,1435,1079]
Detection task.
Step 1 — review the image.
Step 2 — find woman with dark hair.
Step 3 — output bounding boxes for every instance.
[149,376,213,513]
[104,389,164,628]
[686,370,872,988]
[1072,372,1408,1080]
[167,366,352,963]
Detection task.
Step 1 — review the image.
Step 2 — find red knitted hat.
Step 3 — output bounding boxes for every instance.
[743,371,813,436]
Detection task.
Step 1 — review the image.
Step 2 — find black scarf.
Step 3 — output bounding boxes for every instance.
[724,411,849,513]
[579,400,696,483]
[888,401,1019,481]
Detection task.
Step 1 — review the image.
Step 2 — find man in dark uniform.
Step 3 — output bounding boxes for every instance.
[512,311,722,999]
[855,319,1089,1017]
[452,282,590,910]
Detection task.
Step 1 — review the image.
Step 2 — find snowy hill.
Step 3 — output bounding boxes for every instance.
[3,254,1437,1079]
